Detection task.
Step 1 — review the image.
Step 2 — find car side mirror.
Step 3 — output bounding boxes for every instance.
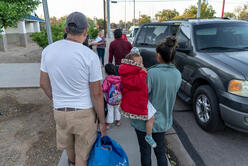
[176,41,192,54]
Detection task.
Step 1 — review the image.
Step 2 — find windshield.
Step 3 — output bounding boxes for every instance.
[194,22,248,51]
[136,25,169,46]
[133,28,139,37]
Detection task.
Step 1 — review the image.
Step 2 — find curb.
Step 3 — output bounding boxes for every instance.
[166,128,196,166]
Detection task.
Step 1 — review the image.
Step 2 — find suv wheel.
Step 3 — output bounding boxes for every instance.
[193,85,224,132]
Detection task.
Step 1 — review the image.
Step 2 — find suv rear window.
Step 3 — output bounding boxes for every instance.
[136,25,169,46]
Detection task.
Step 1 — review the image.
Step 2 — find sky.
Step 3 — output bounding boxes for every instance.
[36,0,248,23]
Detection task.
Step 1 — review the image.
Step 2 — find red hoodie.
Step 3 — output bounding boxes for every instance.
[118,60,148,120]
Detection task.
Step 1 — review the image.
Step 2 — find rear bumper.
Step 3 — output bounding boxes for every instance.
[220,104,248,132]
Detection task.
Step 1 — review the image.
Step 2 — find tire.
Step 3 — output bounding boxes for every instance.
[193,85,224,132]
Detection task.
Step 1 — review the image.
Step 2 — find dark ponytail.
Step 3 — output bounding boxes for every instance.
[105,63,117,76]
[156,36,177,63]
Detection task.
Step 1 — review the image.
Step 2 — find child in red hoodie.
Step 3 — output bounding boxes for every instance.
[102,64,122,129]
[118,53,157,148]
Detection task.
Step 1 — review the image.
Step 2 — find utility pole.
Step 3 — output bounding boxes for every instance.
[133,0,135,26]
[221,0,226,18]
[197,0,201,18]
[103,0,107,37]
[125,0,126,30]
[133,0,136,25]
[42,0,53,44]
[107,0,111,38]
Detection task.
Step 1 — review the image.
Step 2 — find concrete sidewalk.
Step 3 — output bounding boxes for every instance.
[58,118,172,166]
[0,36,193,166]
[0,63,40,88]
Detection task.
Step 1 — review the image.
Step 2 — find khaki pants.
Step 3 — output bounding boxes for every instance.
[54,108,98,164]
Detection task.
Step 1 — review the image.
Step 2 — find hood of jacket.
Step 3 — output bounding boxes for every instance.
[105,75,121,84]
[118,59,142,76]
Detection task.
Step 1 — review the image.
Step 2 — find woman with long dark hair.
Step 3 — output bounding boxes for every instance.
[130,36,182,166]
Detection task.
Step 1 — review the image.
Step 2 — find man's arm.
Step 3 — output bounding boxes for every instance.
[40,71,52,100]
[90,81,107,136]
[108,43,113,64]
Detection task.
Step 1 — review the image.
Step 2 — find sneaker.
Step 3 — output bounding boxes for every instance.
[145,135,157,148]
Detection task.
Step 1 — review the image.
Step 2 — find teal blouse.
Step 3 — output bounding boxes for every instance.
[130,64,182,133]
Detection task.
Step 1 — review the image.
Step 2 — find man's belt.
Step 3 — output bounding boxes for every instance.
[55,108,82,112]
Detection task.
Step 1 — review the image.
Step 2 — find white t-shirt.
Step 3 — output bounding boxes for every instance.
[40,40,102,109]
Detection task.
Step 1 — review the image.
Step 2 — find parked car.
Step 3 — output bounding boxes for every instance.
[132,19,248,132]
[127,26,140,44]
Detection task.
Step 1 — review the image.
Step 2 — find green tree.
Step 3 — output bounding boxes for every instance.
[96,18,104,30]
[138,15,151,25]
[224,12,236,19]
[173,0,215,20]
[50,16,67,25]
[0,0,40,29]
[236,5,248,20]
[118,20,125,29]
[30,22,65,48]
[111,23,118,29]
[88,26,98,39]
[155,9,179,22]
[87,17,95,27]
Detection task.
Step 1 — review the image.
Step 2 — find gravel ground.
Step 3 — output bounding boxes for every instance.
[0,89,61,166]
[0,43,42,63]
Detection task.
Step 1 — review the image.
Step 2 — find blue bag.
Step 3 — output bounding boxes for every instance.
[88,132,129,166]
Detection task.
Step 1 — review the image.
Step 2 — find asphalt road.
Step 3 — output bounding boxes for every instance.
[174,97,248,166]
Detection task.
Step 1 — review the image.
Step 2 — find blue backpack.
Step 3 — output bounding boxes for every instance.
[88,132,129,166]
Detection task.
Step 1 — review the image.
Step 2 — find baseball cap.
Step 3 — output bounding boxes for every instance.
[66,12,89,33]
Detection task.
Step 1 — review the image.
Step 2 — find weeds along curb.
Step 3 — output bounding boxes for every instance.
[165,128,196,166]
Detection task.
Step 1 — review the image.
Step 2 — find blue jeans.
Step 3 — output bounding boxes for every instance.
[97,48,105,65]
[135,129,167,166]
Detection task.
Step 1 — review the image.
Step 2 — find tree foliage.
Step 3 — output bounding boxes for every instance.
[88,26,98,39]
[155,9,179,22]
[224,12,236,19]
[235,5,248,20]
[0,0,40,29]
[111,23,118,29]
[96,18,104,30]
[138,15,151,25]
[173,0,215,20]
[30,22,65,48]
[50,16,67,25]
[87,17,95,27]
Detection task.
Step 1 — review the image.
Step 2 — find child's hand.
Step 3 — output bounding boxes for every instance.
[141,64,147,72]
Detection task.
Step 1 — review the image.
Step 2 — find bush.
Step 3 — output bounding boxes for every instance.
[30,23,65,48]
[31,22,98,48]
[88,26,98,39]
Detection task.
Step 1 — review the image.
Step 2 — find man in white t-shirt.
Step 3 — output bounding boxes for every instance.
[40,12,106,166]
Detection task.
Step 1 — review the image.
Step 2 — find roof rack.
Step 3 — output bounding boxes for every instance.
[166,17,230,22]
[185,17,230,20]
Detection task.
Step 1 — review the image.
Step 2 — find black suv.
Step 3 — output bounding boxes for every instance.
[132,19,248,132]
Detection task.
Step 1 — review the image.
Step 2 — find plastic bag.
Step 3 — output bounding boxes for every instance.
[88,132,129,166]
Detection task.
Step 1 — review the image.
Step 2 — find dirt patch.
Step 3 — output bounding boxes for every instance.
[0,89,61,166]
[0,43,42,64]
[0,95,41,120]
